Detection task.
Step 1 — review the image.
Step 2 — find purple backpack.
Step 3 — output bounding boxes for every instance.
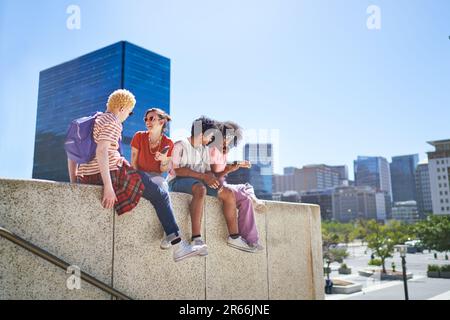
[64,112,103,164]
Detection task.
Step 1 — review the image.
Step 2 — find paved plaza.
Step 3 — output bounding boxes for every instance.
[325,242,450,300]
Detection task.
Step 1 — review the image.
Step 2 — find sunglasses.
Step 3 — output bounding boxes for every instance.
[144,115,163,122]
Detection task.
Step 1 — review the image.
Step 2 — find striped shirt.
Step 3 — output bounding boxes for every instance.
[77,112,124,176]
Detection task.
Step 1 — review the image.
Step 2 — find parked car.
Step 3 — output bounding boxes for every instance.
[405,240,424,253]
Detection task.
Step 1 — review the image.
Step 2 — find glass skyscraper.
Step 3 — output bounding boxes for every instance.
[389,154,419,202]
[32,41,170,182]
[227,143,273,200]
[354,156,392,200]
[415,163,433,218]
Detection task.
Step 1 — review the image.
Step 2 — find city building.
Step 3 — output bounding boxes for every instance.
[390,154,419,202]
[300,188,334,220]
[273,164,341,194]
[330,165,349,185]
[354,156,392,200]
[415,162,433,218]
[427,139,450,215]
[391,201,420,224]
[227,143,273,200]
[280,191,300,203]
[332,186,385,222]
[32,41,170,182]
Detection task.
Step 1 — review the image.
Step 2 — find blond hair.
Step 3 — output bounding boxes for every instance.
[106,89,136,112]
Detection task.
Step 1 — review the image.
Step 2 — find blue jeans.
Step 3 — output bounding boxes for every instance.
[138,171,179,240]
[168,177,219,197]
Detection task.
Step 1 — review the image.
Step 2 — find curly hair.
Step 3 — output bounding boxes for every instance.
[106,89,136,112]
[220,121,243,149]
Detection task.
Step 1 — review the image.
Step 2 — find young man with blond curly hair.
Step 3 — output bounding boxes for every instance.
[71,89,198,262]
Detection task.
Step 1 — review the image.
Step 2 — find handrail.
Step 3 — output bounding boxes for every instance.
[0,226,132,300]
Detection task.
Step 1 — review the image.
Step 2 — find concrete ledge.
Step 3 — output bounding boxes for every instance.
[0,178,324,300]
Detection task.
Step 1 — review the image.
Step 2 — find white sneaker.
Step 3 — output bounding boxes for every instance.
[227,236,258,253]
[172,240,199,262]
[249,243,264,252]
[191,238,208,256]
[160,236,171,250]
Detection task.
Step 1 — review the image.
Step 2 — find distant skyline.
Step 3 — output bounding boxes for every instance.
[1,0,450,180]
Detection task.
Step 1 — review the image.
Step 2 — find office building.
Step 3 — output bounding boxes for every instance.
[33,41,170,182]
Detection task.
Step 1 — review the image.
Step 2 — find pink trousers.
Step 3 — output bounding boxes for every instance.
[224,182,259,246]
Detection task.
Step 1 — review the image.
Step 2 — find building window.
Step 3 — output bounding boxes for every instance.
[438,168,441,172]
[442,207,445,211]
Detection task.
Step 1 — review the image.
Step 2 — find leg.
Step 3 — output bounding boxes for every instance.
[217,186,238,235]
[190,183,207,236]
[235,191,260,245]
[139,172,179,238]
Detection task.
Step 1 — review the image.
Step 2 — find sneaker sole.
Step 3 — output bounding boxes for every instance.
[174,249,200,262]
[160,244,171,250]
[227,242,257,253]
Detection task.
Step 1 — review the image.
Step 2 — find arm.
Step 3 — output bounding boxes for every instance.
[131,147,139,169]
[211,163,240,180]
[174,167,220,189]
[67,158,78,183]
[96,140,117,209]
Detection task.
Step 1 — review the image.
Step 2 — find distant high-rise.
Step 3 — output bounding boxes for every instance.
[354,156,392,200]
[415,162,433,218]
[32,41,170,182]
[300,189,334,220]
[228,143,273,199]
[427,139,450,215]
[391,201,420,224]
[332,186,383,222]
[390,154,419,202]
[273,164,341,194]
[330,165,349,184]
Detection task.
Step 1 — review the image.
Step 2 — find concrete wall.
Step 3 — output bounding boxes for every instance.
[0,178,324,300]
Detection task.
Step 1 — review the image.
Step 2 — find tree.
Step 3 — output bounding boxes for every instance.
[414,215,450,254]
[323,248,348,280]
[365,220,408,273]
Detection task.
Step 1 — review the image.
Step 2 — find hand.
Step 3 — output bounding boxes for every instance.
[122,158,131,167]
[102,185,117,209]
[155,151,169,163]
[239,160,252,169]
[202,173,220,189]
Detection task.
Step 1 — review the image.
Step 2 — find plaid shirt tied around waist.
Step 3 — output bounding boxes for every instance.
[78,165,144,215]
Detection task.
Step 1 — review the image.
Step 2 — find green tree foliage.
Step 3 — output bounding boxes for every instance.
[414,215,450,253]
[365,220,412,273]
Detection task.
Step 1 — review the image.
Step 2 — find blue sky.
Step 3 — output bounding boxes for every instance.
[0,0,449,179]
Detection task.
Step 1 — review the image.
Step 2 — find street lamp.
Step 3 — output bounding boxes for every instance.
[395,245,409,300]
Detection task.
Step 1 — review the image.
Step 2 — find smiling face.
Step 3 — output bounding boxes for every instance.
[144,110,165,132]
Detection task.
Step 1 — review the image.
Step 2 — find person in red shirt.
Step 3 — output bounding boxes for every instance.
[131,108,192,252]
[131,108,174,189]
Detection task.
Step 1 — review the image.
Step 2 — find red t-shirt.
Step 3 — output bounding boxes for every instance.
[130,132,174,174]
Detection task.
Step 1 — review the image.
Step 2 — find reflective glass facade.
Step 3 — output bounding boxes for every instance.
[227,144,273,200]
[389,154,419,202]
[32,41,170,182]
[354,156,392,199]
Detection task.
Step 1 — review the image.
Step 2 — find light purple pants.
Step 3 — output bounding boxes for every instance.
[224,182,259,246]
